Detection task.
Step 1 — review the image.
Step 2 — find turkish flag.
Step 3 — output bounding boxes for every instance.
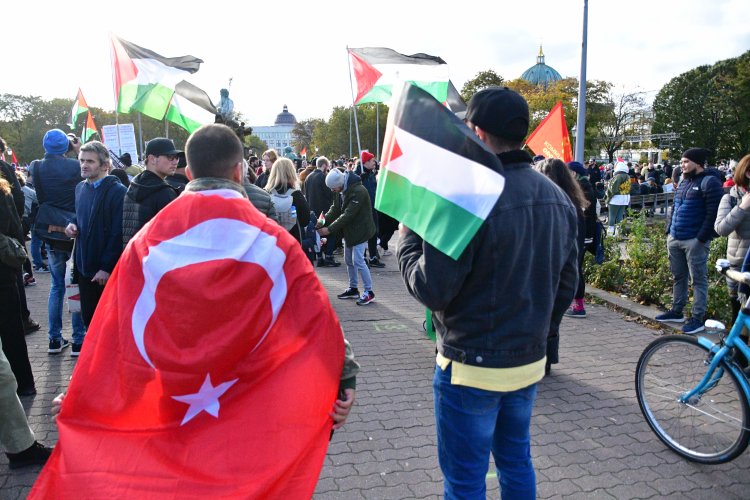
[30,189,345,498]
[525,101,573,163]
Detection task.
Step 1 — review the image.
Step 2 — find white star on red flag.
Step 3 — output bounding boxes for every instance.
[172,374,239,425]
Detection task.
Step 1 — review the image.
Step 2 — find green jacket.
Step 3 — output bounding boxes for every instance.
[324,173,376,246]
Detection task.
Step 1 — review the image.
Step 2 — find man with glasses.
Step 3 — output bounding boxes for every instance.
[122,138,179,245]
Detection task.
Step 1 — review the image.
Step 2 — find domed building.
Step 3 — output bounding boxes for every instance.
[253,105,298,153]
[521,46,563,89]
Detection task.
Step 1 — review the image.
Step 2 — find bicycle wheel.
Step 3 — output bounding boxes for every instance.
[635,335,750,464]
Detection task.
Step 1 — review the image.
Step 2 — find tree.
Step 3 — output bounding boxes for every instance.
[593,89,649,164]
[312,104,388,160]
[652,50,750,160]
[243,135,268,157]
[292,119,324,153]
[460,70,504,102]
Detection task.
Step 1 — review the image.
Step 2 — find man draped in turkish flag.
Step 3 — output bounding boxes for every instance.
[31,124,357,499]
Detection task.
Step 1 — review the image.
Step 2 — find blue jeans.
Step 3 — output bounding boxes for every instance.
[608,204,627,227]
[434,363,537,500]
[30,232,44,268]
[47,248,85,344]
[344,241,372,292]
[667,235,710,320]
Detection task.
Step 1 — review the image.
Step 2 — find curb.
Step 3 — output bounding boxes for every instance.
[585,284,683,334]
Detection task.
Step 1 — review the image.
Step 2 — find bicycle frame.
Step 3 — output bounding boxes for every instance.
[680,311,750,404]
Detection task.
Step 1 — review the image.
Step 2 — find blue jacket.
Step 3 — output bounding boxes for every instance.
[30,154,81,211]
[73,176,126,278]
[397,150,579,369]
[668,170,723,242]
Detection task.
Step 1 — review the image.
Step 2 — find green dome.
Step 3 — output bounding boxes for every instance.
[521,46,562,89]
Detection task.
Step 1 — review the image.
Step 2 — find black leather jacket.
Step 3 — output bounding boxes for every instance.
[398,151,579,368]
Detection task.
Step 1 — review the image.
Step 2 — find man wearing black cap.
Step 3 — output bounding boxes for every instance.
[656,147,723,334]
[398,87,578,498]
[122,138,180,245]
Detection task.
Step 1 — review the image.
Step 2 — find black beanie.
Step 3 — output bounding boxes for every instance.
[682,148,710,167]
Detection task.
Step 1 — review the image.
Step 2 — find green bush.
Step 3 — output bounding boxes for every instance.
[584,211,732,325]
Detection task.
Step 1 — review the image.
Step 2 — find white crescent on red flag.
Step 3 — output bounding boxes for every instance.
[30,189,345,498]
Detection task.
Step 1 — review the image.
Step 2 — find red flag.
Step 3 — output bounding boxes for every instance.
[30,189,344,498]
[300,146,307,156]
[10,150,18,165]
[525,101,573,162]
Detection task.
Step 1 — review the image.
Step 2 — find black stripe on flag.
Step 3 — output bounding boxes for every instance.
[349,47,446,66]
[392,83,502,175]
[174,81,217,114]
[116,37,203,73]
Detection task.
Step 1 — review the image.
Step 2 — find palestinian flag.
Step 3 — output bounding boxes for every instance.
[30,189,344,498]
[375,83,505,260]
[348,47,450,105]
[165,81,218,133]
[69,89,89,130]
[82,112,98,142]
[110,35,203,120]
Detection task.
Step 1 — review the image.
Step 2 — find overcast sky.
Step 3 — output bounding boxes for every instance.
[5,0,749,126]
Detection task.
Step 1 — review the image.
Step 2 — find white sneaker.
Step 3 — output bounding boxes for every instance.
[381,249,392,256]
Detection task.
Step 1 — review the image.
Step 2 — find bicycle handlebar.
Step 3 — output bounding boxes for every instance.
[716,259,750,285]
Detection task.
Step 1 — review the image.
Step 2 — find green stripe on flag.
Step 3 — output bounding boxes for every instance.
[375,168,483,260]
[117,82,176,119]
[165,106,203,133]
[358,81,449,104]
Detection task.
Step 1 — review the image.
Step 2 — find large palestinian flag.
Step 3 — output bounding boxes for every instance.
[30,189,344,498]
[348,47,450,105]
[375,83,505,260]
[110,35,203,120]
[165,81,218,133]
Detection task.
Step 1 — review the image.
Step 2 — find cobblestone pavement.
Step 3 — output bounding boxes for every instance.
[3,253,750,499]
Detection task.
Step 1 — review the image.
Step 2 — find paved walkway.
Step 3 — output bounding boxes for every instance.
[2,253,750,499]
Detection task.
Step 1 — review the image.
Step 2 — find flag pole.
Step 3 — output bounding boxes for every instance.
[345,47,362,156]
[574,0,589,162]
[376,103,380,159]
[138,113,144,160]
[109,33,123,155]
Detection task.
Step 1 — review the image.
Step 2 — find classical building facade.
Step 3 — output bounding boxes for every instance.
[252,105,297,153]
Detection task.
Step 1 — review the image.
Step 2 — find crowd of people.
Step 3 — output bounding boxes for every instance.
[1,86,748,496]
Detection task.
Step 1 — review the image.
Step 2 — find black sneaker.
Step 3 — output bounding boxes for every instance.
[356,290,376,306]
[368,258,385,268]
[16,384,37,397]
[48,338,71,354]
[337,288,360,299]
[71,343,83,357]
[323,257,341,267]
[23,318,41,334]
[6,441,53,469]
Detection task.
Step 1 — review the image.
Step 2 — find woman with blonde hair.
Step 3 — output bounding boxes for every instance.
[265,158,310,242]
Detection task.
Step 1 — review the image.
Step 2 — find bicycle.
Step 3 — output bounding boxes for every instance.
[635,259,750,464]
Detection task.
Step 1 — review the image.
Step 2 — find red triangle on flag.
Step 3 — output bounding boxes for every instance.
[110,35,138,102]
[349,49,382,104]
[381,134,402,168]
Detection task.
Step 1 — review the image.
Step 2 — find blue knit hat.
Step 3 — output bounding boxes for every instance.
[568,161,588,177]
[43,129,70,155]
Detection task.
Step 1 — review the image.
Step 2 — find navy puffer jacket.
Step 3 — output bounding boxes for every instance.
[668,170,723,242]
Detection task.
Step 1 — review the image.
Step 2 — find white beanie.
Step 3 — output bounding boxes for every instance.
[325,168,346,189]
[614,162,629,174]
